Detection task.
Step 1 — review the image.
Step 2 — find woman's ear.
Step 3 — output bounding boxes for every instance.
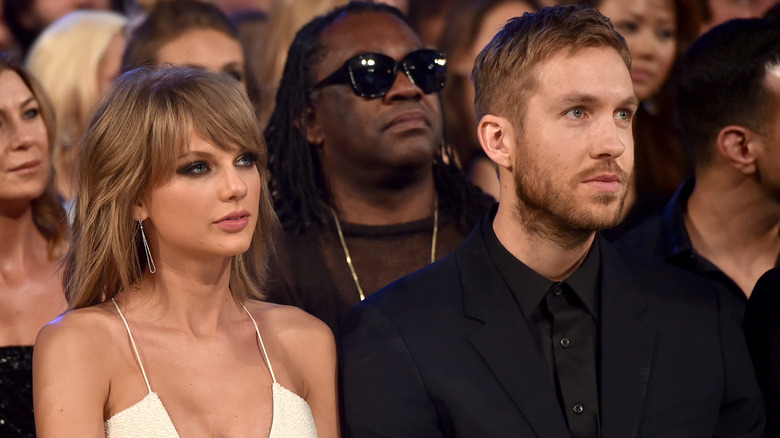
[134,201,148,222]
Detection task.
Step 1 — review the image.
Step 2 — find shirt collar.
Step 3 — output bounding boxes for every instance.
[481,205,600,320]
[660,178,696,258]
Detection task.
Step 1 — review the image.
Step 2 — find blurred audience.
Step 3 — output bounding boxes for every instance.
[26,9,127,218]
[0,55,68,438]
[231,9,269,120]
[0,0,18,55]
[369,0,409,14]
[122,0,259,110]
[3,0,112,57]
[766,1,780,21]
[697,0,777,34]
[256,0,347,128]
[407,0,456,46]
[214,0,271,14]
[438,0,538,200]
[617,18,780,311]
[264,2,492,334]
[596,0,700,239]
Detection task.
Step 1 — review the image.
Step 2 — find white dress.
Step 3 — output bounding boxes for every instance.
[104,299,317,437]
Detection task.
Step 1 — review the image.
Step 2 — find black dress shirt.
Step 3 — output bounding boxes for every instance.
[482,212,601,438]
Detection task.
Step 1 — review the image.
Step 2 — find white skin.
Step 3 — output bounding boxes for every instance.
[156,28,248,91]
[0,69,65,347]
[33,132,339,436]
[479,46,637,280]
[598,0,677,102]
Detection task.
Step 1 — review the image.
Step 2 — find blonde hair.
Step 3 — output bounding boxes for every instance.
[257,0,348,128]
[26,10,127,150]
[0,56,68,260]
[64,67,278,310]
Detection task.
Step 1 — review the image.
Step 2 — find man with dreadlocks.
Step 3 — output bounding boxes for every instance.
[264,2,492,335]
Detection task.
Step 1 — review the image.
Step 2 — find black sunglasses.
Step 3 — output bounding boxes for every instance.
[312,49,447,99]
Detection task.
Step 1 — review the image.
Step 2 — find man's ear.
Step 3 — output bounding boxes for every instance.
[477,114,515,170]
[304,105,324,146]
[716,125,757,174]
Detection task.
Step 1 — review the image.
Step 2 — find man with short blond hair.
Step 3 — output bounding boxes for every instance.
[340,5,764,437]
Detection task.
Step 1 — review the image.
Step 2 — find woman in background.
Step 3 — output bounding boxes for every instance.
[0,55,68,437]
[438,0,538,199]
[596,0,700,238]
[26,9,127,217]
[122,0,259,107]
[33,67,338,437]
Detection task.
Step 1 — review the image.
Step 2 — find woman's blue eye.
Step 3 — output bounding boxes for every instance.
[23,108,39,119]
[177,161,209,175]
[236,152,259,167]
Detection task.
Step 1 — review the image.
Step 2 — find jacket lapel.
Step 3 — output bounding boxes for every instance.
[598,237,657,437]
[456,227,571,437]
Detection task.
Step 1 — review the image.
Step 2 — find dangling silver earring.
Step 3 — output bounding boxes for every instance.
[138,216,156,274]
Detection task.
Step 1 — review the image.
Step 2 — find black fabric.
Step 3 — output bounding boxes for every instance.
[0,346,35,437]
[615,178,751,315]
[482,207,599,437]
[744,267,780,437]
[340,211,765,437]
[546,284,600,438]
[267,209,473,335]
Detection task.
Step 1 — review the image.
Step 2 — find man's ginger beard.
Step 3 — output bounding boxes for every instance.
[511,139,632,246]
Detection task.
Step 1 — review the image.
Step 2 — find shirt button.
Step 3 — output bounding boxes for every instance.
[560,337,570,348]
[553,286,562,296]
[572,404,584,414]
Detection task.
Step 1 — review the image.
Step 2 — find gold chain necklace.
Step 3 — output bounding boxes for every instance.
[328,199,439,301]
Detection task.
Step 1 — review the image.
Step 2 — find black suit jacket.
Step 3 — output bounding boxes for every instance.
[340,220,764,437]
[744,267,780,436]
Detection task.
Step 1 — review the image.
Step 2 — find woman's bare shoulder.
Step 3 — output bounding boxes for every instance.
[243,300,334,351]
[35,302,120,357]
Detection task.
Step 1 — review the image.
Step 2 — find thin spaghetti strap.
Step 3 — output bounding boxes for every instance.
[111,298,153,394]
[242,304,277,384]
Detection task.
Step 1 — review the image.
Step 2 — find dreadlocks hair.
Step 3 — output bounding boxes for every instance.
[264,1,493,235]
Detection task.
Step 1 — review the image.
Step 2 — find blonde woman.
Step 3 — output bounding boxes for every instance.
[33,68,338,437]
[0,55,68,437]
[25,10,127,214]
